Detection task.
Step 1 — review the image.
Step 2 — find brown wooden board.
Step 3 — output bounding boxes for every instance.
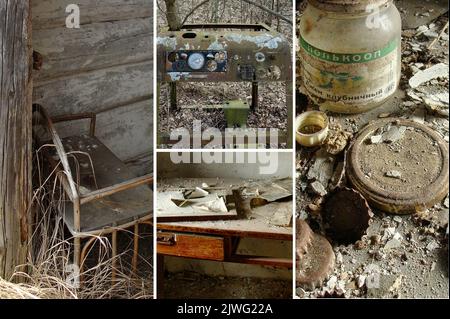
[0,1,32,279]
[157,232,226,261]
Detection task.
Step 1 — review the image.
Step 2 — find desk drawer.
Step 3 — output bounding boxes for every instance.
[157,232,225,261]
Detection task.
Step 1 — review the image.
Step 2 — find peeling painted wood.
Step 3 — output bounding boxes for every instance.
[96,99,153,161]
[0,0,32,280]
[33,61,152,116]
[32,0,154,165]
[33,18,152,81]
[32,0,152,30]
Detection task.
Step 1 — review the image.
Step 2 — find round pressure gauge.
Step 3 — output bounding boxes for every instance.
[255,52,265,62]
[207,60,218,72]
[187,53,205,70]
[215,52,226,63]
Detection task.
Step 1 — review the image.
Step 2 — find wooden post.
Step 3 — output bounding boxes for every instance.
[0,1,32,280]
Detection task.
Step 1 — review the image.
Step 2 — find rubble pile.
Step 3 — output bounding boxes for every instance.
[296,3,449,299]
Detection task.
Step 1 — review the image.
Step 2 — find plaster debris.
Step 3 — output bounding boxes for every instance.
[385,170,402,178]
[382,126,407,143]
[426,240,440,251]
[423,93,449,116]
[357,275,366,288]
[324,124,353,155]
[370,135,383,144]
[307,149,335,187]
[310,181,327,196]
[408,63,449,88]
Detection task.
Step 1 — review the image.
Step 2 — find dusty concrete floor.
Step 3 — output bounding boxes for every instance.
[296,2,449,299]
[163,271,291,299]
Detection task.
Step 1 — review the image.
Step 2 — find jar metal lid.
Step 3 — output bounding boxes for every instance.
[347,118,449,214]
[308,0,391,13]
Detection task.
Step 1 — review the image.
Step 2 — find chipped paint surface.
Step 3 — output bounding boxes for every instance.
[224,33,284,49]
[168,72,209,81]
[168,72,191,81]
[207,39,226,50]
[157,36,177,50]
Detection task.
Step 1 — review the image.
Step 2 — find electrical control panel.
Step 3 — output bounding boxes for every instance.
[157,24,291,83]
[167,50,228,73]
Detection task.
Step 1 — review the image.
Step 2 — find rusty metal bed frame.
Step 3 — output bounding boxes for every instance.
[32,104,153,281]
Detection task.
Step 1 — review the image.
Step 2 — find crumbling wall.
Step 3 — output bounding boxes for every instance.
[31,0,153,175]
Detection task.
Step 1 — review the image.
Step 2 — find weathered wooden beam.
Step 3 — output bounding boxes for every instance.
[0,1,32,280]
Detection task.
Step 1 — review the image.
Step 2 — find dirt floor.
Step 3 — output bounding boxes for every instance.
[156,0,293,147]
[163,271,291,299]
[296,1,449,299]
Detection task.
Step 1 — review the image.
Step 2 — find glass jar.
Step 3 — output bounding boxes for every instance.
[299,0,401,113]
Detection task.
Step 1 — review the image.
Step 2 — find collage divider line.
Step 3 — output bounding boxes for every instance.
[152,0,297,299]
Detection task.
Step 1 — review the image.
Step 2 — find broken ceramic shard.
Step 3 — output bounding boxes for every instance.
[195,197,228,213]
[323,188,373,244]
[296,219,335,290]
[183,187,209,199]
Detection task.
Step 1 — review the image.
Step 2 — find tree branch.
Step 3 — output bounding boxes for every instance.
[242,0,292,26]
[181,0,210,26]
[181,0,292,28]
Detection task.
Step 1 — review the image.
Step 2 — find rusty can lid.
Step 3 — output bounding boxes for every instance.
[347,118,449,214]
[296,219,335,290]
[308,0,391,13]
[323,187,373,244]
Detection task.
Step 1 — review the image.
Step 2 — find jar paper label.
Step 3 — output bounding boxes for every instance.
[300,36,400,111]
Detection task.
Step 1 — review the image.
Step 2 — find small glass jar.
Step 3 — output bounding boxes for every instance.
[299,0,402,113]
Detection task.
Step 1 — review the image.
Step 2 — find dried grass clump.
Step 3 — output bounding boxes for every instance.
[0,145,152,299]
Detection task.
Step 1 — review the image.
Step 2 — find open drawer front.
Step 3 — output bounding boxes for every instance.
[157,231,226,261]
[33,104,153,236]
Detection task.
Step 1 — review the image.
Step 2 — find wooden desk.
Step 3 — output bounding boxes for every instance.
[156,177,292,266]
[156,177,293,296]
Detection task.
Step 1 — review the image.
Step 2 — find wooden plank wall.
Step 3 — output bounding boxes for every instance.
[32,0,153,175]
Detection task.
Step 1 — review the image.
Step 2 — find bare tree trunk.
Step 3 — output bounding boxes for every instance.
[0,1,32,280]
[276,0,280,31]
[164,0,182,31]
